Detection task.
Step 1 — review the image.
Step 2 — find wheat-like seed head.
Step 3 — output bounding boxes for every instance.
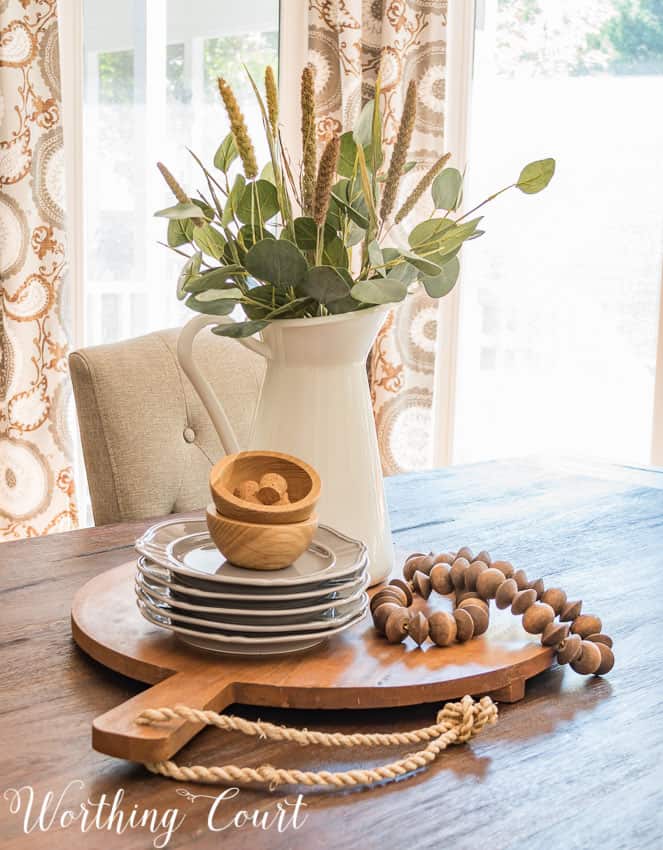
[313,135,340,227]
[394,151,452,224]
[265,66,279,137]
[380,79,417,221]
[301,65,317,217]
[217,77,259,179]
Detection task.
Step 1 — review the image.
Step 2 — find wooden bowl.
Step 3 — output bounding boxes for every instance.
[206,504,318,570]
[209,451,321,525]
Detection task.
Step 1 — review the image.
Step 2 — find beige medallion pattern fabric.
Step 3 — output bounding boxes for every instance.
[308,0,448,474]
[0,0,76,538]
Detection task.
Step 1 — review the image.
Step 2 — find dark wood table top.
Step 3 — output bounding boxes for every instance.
[2,458,662,850]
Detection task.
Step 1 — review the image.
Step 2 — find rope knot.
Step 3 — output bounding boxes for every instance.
[436,695,498,742]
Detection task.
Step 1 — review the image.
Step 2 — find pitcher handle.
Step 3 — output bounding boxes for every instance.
[177,315,271,456]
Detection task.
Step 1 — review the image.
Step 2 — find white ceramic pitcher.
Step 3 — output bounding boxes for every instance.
[177,305,394,585]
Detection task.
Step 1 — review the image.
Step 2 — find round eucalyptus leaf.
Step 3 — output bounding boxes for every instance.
[177,252,202,300]
[184,265,245,294]
[409,218,456,251]
[221,174,246,226]
[353,99,374,147]
[516,158,556,194]
[213,133,238,173]
[193,224,226,259]
[422,256,460,298]
[432,168,463,211]
[212,319,270,338]
[351,277,408,305]
[240,224,275,250]
[299,266,351,305]
[245,238,308,289]
[155,201,202,220]
[236,180,279,224]
[338,132,358,178]
[185,292,239,316]
[293,217,335,250]
[322,236,348,269]
[167,218,192,247]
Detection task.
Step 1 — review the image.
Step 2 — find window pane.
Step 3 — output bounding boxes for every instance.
[82,0,279,346]
[453,0,663,464]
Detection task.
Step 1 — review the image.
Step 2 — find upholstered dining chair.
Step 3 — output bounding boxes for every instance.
[69,327,265,525]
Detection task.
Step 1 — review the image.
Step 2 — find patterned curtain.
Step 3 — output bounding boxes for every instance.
[308,0,448,474]
[0,0,76,539]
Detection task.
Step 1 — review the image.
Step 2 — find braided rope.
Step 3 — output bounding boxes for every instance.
[136,694,497,788]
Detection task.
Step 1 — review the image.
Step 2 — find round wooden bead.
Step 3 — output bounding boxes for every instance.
[462,602,489,636]
[407,611,430,647]
[476,568,505,600]
[571,614,602,639]
[458,596,488,613]
[450,558,470,591]
[541,587,567,616]
[541,620,570,647]
[389,579,413,606]
[570,640,602,675]
[373,602,403,632]
[456,591,484,606]
[495,578,518,610]
[453,608,475,642]
[528,578,545,600]
[595,643,615,675]
[456,546,474,562]
[513,569,529,590]
[556,633,583,665]
[370,589,405,613]
[411,570,432,600]
[475,550,492,566]
[560,600,582,622]
[403,553,434,581]
[430,563,453,595]
[522,602,555,635]
[384,609,409,643]
[432,552,455,566]
[465,560,488,592]
[492,560,514,578]
[511,588,537,615]
[429,611,457,646]
[586,633,613,649]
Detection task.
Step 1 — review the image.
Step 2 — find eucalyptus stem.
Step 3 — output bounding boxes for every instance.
[456,184,514,222]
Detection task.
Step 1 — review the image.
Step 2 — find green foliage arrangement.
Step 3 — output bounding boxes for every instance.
[156,66,555,338]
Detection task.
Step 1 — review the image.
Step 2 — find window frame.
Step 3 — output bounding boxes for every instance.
[59,0,663,468]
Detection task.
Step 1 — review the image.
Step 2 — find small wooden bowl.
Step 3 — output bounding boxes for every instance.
[206,504,318,570]
[209,451,321,525]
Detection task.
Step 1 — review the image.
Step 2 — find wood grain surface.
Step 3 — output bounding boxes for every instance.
[1,459,662,850]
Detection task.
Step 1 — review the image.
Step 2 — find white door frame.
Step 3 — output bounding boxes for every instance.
[431,0,476,467]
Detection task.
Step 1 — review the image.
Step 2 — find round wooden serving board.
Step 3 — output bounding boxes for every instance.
[72,562,554,763]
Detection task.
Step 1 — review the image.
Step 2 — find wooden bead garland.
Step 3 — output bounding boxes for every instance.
[371,547,615,678]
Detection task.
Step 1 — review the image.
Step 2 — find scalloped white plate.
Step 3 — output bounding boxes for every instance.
[135,519,367,589]
[136,597,368,656]
[135,583,368,633]
[135,566,369,618]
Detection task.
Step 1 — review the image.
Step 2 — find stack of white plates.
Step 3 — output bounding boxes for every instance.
[134,518,369,655]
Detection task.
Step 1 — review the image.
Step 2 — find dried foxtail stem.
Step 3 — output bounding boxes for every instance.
[157,161,203,225]
[217,77,258,179]
[301,65,317,217]
[380,79,417,221]
[157,161,189,204]
[394,151,452,224]
[265,66,279,137]
[313,134,340,227]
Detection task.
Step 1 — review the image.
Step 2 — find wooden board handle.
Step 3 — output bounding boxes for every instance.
[92,668,237,763]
